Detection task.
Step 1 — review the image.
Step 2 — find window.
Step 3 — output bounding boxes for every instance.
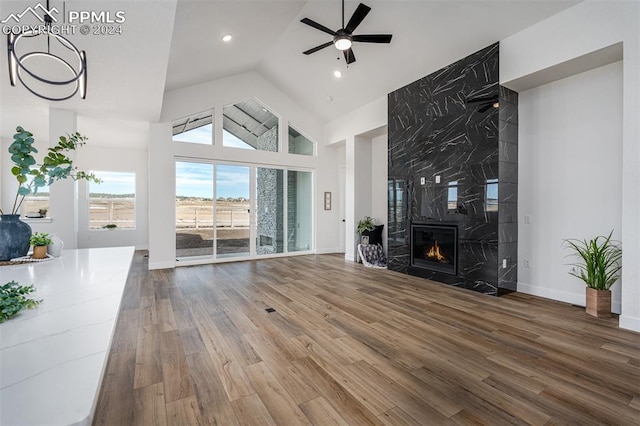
[22,184,50,218]
[288,126,314,156]
[447,181,459,211]
[485,178,498,212]
[173,110,213,144]
[89,171,136,229]
[223,99,278,152]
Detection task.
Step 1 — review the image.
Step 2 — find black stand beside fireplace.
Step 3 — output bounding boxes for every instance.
[411,223,458,275]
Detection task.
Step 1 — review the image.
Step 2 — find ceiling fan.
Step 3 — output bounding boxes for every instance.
[300,0,392,65]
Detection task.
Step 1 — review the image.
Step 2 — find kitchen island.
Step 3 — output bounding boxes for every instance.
[0,247,135,426]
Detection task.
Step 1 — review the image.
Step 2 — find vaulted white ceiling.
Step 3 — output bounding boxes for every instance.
[0,0,579,142]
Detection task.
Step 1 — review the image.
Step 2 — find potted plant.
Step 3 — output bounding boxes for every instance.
[357,216,375,234]
[0,126,100,261]
[30,232,52,259]
[564,230,622,318]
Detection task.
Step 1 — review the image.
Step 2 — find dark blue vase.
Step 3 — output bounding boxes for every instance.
[0,214,32,261]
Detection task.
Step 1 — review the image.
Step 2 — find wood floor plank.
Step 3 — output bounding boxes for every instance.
[159,329,195,403]
[133,325,163,389]
[231,394,278,426]
[292,356,384,426]
[185,351,240,425]
[191,304,255,401]
[110,308,139,353]
[213,313,262,367]
[165,396,201,425]
[378,406,425,426]
[244,332,320,405]
[244,361,313,425]
[133,383,167,426]
[138,294,158,328]
[94,252,640,426]
[299,396,350,426]
[157,298,178,332]
[94,351,136,426]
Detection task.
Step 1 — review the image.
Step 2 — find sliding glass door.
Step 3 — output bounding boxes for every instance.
[175,161,214,258]
[176,160,312,260]
[216,164,250,258]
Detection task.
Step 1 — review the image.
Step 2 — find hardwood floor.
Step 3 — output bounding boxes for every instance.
[94,252,640,425]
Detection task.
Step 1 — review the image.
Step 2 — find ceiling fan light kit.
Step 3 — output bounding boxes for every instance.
[301,0,392,65]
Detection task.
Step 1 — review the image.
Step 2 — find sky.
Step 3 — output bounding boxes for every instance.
[171,124,255,149]
[176,162,249,199]
[172,123,257,198]
[89,171,135,194]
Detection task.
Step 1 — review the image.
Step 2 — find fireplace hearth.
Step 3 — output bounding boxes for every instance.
[411,224,457,275]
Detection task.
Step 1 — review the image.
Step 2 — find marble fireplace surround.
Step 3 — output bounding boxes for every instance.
[387,43,518,296]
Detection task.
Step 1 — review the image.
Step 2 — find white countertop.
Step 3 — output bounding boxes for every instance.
[0,247,135,426]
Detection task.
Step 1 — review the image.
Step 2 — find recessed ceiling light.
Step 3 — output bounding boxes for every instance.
[334,70,343,78]
[222,34,233,42]
[493,102,500,108]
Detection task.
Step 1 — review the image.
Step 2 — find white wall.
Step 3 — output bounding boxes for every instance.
[324,97,388,261]
[518,61,623,312]
[501,1,640,332]
[76,145,149,250]
[324,96,387,146]
[372,134,388,256]
[149,71,338,268]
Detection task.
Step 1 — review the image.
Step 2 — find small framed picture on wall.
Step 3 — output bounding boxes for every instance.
[324,192,331,210]
[361,236,369,245]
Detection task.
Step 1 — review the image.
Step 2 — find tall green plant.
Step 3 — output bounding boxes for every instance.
[564,230,622,290]
[1,126,101,215]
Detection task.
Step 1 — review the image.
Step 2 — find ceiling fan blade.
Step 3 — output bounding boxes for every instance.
[345,3,371,33]
[344,48,356,64]
[301,18,336,36]
[352,34,392,43]
[303,41,334,55]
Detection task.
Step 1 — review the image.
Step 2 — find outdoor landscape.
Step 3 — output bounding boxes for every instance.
[175,197,250,257]
[22,193,251,257]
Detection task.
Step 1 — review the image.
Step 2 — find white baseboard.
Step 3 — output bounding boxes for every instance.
[619,315,640,333]
[135,245,149,251]
[315,248,341,254]
[148,260,175,270]
[518,282,621,314]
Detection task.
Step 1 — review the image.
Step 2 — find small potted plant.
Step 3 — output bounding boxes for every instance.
[357,216,374,234]
[564,230,622,318]
[30,232,52,259]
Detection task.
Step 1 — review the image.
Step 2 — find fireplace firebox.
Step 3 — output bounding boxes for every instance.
[411,224,457,275]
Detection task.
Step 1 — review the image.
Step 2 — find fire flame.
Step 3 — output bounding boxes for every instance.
[426,241,447,262]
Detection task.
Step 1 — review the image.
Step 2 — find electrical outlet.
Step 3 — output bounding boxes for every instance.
[523,258,530,268]
[502,258,508,269]
[420,177,425,185]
